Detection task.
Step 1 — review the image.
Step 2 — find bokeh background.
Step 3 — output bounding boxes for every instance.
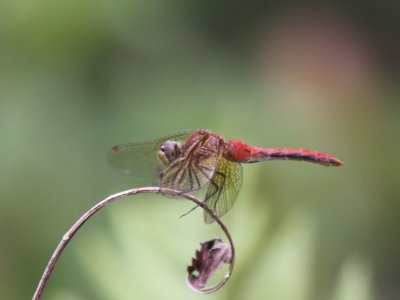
[1,1,399,299]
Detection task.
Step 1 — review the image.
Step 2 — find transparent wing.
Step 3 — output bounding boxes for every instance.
[108,131,192,176]
[159,134,220,192]
[203,158,243,224]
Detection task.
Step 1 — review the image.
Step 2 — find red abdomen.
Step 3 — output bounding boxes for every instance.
[226,140,342,166]
[261,148,343,166]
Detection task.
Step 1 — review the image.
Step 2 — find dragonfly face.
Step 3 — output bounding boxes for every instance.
[158,140,182,166]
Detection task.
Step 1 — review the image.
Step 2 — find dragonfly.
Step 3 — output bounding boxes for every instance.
[109,129,343,223]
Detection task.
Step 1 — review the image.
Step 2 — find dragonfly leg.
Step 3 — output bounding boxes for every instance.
[178,205,199,219]
[178,172,224,220]
[204,171,226,211]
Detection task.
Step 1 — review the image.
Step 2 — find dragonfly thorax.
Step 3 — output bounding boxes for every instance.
[158,140,182,165]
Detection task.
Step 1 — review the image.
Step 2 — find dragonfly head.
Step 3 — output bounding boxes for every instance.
[158,140,182,165]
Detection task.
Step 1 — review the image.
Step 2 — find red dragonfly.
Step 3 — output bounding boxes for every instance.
[109,129,342,223]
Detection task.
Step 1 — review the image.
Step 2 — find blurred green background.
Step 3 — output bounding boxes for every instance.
[1,1,399,299]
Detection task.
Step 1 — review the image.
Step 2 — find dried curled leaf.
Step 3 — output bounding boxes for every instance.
[187,238,232,292]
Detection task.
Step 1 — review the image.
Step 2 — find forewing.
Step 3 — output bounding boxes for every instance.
[159,135,220,192]
[108,131,192,176]
[203,158,243,224]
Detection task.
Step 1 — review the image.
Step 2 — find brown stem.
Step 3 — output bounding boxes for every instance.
[32,187,234,299]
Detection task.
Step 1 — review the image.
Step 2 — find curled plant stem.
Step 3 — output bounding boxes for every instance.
[32,187,235,300]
